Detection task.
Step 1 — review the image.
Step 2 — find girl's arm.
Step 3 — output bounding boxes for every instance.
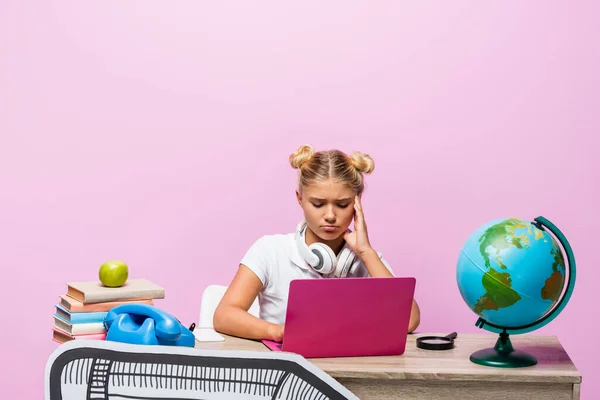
[347,196,421,333]
[360,248,421,333]
[213,265,284,342]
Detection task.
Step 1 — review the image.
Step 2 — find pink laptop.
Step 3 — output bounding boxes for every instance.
[262,277,416,358]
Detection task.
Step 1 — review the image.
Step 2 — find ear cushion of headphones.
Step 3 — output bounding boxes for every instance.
[295,222,319,267]
[334,246,358,278]
[308,242,337,275]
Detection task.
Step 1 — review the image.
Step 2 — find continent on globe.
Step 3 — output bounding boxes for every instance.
[478,218,530,269]
[541,247,566,302]
[474,267,521,313]
[474,218,565,315]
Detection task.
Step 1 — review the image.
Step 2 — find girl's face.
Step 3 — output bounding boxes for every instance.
[295,178,357,242]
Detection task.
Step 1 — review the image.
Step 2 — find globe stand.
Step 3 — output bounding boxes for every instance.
[470,330,537,368]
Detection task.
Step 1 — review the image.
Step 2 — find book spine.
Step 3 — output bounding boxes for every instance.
[84,289,165,304]
[53,328,107,341]
[61,296,155,312]
[70,322,106,335]
[56,305,108,323]
[54,315,106,335]
[69,311,108,324]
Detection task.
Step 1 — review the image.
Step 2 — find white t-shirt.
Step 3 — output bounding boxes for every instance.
[240,232,395,325]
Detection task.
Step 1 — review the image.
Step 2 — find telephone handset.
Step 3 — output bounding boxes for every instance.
[104,304,195,347]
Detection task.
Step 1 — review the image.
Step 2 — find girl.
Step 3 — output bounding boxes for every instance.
[213,145,420,342]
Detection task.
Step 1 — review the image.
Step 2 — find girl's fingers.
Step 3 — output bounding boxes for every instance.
[354,196,365,229]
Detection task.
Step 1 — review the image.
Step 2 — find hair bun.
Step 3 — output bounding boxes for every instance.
[349,151,375,174]
[289,144,315,169]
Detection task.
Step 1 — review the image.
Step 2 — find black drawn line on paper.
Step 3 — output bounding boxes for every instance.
[49,347,351,400]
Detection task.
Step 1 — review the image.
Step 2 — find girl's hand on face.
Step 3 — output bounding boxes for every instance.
[343,195,373,256]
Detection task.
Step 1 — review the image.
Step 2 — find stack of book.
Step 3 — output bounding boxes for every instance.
[52,278,166,344]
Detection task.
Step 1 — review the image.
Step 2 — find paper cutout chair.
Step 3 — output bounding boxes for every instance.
[45,339,358,400]
[194,284,260,342]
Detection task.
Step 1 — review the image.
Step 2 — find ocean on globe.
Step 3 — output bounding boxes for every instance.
[457,218,566,330]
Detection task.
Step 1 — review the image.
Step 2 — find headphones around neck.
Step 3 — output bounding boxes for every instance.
[295,221,362,278]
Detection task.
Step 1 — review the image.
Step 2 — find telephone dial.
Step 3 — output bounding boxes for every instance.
[104,304,196,347]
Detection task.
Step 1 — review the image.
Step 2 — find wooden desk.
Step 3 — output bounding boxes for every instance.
[195,332,581,400]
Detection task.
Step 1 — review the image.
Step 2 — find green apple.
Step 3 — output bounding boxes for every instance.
[99,260,129,287]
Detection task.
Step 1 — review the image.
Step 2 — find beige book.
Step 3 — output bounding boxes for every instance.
[59,295,155,312]
[66,278,165,304]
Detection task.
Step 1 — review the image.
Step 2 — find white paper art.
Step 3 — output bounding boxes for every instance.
[45,340,358,400]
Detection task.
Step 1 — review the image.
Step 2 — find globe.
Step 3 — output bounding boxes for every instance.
[456,216,576,368]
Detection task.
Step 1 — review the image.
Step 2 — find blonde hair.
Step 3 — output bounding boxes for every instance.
[289,144,375,194]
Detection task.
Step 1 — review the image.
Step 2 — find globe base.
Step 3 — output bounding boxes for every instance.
[470,331,537,368]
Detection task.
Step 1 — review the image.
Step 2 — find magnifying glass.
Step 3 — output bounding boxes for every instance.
[416,332,457,350]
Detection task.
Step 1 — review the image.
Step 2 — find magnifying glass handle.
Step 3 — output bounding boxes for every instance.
[445,332,458,340]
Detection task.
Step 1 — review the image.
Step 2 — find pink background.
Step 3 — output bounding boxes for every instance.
[1,1,598,398]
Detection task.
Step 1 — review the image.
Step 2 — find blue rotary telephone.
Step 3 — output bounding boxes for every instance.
[104,304,195,347]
